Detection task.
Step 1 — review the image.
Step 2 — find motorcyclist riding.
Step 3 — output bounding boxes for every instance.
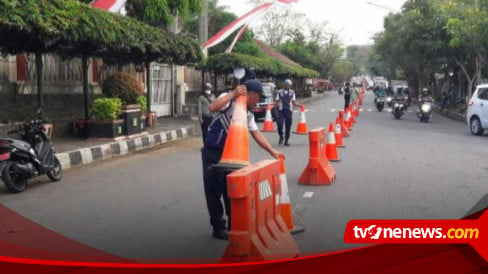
[419,88,433,104]
[393,87,405,103]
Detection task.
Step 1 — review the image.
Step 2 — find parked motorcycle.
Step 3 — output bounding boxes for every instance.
[0,110,62,193]
[392,99,406,119]
[417,101,433,123]
[375,95,385,112]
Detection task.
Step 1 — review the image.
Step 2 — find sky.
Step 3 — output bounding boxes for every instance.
[217,0,408,45]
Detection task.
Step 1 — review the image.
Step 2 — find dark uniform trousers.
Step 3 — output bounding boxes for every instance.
[201,146,231,232]
[200,116,213,142]
[277,109,293,140]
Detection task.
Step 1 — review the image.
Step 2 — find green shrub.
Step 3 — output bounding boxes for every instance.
[91,98,122,121]
[102,72,144,104]
[136,95,147,113]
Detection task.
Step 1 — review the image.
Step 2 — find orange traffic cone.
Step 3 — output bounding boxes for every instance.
[350,103,357,123]
[262,103,275,132]
[326,123,340,162]
[339,111,350,137]
[335,117,345,148]
[345,107,353,130]
[278,156,305,234]
[213,95,250,171]
[294,105,308,134]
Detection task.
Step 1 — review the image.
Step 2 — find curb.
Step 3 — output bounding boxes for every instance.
[436,109,466,123]
[56,126,195,171]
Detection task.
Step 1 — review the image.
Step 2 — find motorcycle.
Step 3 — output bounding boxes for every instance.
[374,95,385,112]
[392,98,406,119]
[386,95,393,107]
[417,101,433,123]
[0,110,62,193]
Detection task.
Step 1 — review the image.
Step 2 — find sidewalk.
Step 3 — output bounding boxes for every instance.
[53,92,326,171]
[54,117,200,171]
[435,107,466,123]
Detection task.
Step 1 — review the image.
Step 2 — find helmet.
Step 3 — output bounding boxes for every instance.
[284,79,292,86]
[422,88,428,95]
[204,83,212,90]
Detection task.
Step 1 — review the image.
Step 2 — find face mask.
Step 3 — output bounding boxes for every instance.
[205,90,211,95]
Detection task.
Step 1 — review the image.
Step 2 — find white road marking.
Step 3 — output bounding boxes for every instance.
[303,192,314,199]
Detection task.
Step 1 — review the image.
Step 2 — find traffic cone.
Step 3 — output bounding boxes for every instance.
[294,105,308,134]
[213,95,250,171]
[262,103,275,132]
[345,107,353,130]
[338,111,350,137]
[349,105,357,125]
[278,156,305,235]
[354,101,360,117]
[326,123,340,162]
[335,117,345,148]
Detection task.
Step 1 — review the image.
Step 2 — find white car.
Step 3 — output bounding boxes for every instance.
[466,84,488,135]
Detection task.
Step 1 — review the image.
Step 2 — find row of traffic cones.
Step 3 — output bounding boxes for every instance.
[262,104,309,134]
[217,84,366,242]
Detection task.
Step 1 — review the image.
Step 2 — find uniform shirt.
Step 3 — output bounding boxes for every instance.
[275,89,296,111]
[197,93,216,119]
[204,93,258,150]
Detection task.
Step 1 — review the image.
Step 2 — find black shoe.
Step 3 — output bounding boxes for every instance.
[284,142,290,146]
[279,137,284,145]
[212,230,229,240]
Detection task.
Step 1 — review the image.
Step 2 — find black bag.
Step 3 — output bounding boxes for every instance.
[271,105,279,119]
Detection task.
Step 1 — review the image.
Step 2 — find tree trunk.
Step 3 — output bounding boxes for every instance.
[82,55,89,120]
[454,57,476,101]
[35,52,43,108]
[145,61,152,113]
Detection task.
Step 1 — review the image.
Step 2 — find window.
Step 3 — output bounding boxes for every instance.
[478,88,488,100]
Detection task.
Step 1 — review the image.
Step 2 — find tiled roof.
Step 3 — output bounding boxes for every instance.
[254,40,301,67]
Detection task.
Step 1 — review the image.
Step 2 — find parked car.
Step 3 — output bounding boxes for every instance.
[251,82,277,121]
[314,80,334,92]
[466,84,488,135]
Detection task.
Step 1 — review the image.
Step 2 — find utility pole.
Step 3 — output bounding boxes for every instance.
[199,0,209,57]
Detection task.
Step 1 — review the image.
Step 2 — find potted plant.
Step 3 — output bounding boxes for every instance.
[102,72,144,135]
[86,98,124,139]
[136,95,147,131]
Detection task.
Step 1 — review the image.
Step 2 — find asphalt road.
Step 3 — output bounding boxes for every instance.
[1,90,487,261]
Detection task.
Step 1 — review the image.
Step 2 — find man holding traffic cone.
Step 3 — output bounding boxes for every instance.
[201,79,284,240]
[275,79,304,146]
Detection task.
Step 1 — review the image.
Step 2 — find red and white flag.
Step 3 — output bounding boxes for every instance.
[202,0,297,51]
[91,0,126,13]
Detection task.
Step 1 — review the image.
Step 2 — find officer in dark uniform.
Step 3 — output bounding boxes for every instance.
[275,79,303,146]
[201,79,284,240]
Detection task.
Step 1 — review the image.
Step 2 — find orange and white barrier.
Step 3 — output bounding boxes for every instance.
[278,156,305,234]
[298,128,336,185]
[222,160,300,263]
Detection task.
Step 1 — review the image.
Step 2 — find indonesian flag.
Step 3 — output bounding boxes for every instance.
[202,0,297,51]
[91,0,126,13]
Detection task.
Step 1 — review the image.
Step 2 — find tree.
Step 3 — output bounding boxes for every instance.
[246,0,306,47]
[125,0,202,29]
